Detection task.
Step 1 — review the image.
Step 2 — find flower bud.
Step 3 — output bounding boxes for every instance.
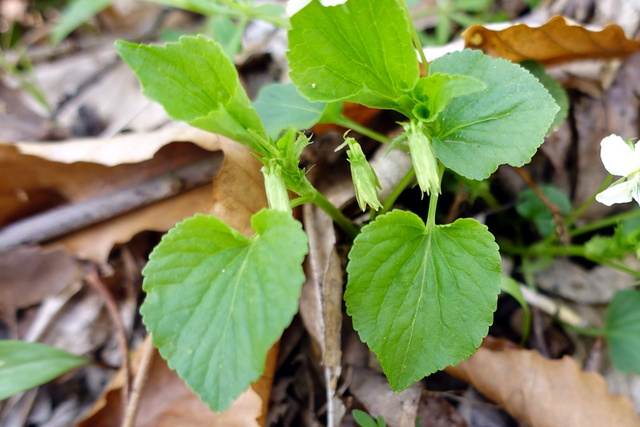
[405,121,440,196]
[338,136,383,211]
[262,163,291,213]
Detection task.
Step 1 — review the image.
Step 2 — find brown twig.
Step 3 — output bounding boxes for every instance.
[584,336,604,372]
[514,167,570,244]
[83,263,131,416]
[530,307,551,358]
[122,334,155,427]
[0,152,221,253]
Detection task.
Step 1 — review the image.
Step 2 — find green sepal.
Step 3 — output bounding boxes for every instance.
[405,121,440,195]
[337,136,383,211]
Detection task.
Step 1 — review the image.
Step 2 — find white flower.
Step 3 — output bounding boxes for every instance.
[595,134,640,207]
[286,0,348,17]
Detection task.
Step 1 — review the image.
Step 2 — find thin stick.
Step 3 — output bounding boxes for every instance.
[514,167,569,244]
[122,335,155,427]
[0,152,221,253]
[84,263,130,414]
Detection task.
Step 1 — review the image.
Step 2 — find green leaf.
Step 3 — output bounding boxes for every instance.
[519,61,569,132]
[206,14,245,59]
[115,36,271,156]
[584,228,637,260]
[352,410,379,427]
[412,73,486,122]
[0,340,90,400]
[51,0,114,45]
[515,185,571,237]
[430,49,559,180]
[499,277,531,343]
[605,289,640,374]
[141,210,309,411]
[345,210,501,391]
[288,0,419,111]
[253,83,337,139]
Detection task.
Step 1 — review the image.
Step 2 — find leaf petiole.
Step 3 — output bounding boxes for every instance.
[569,208,640,238]
[377,168,416,218]
[311,190,359,239]
[330,115,393,146]
[426,162,445,228]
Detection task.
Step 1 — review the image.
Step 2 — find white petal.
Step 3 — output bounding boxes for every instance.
[595,179,637,205]
[600,134,640,177]
[286,0,312,16]
[632,178,640,207]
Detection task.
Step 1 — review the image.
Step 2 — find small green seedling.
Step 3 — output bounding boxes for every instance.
[115,0,560,412]
[353,409,387,427]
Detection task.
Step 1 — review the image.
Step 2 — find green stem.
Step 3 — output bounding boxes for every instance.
[515,244,640,278]
[597,259,640,278]
[520,256,538,292]
[561,323,605,337]
[566,175,614,226]
[378,168,416,217]
[570,208,640,237]
[397,0,429,72]
[426,161,446,227]
[312,190,359,239]
[216,0,247,12]
[426,191,439,228]
[0,50,50,111]
[332,115,392,145]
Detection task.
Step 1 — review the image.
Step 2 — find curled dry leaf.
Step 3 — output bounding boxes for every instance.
[0,124,269,261]
[446,337,640,427]
[463,15,640,65]
[300,203,345,425]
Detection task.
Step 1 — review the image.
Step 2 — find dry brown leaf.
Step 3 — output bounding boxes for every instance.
[299,203,345,425]
[0,125,223,220]
[350,368,422,427]
[0,124,269,261]
[446,337,640,427]
[78,336,262,427]
[206,134,268,236]
[0,81,54,142]
[0,246,80,335]
[463,15,640,65]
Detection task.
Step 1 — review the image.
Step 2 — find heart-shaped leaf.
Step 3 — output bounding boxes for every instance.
[288,0,418,111]
[141,210,308,411]
[345,210,501,390]
[430,49,559,180]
